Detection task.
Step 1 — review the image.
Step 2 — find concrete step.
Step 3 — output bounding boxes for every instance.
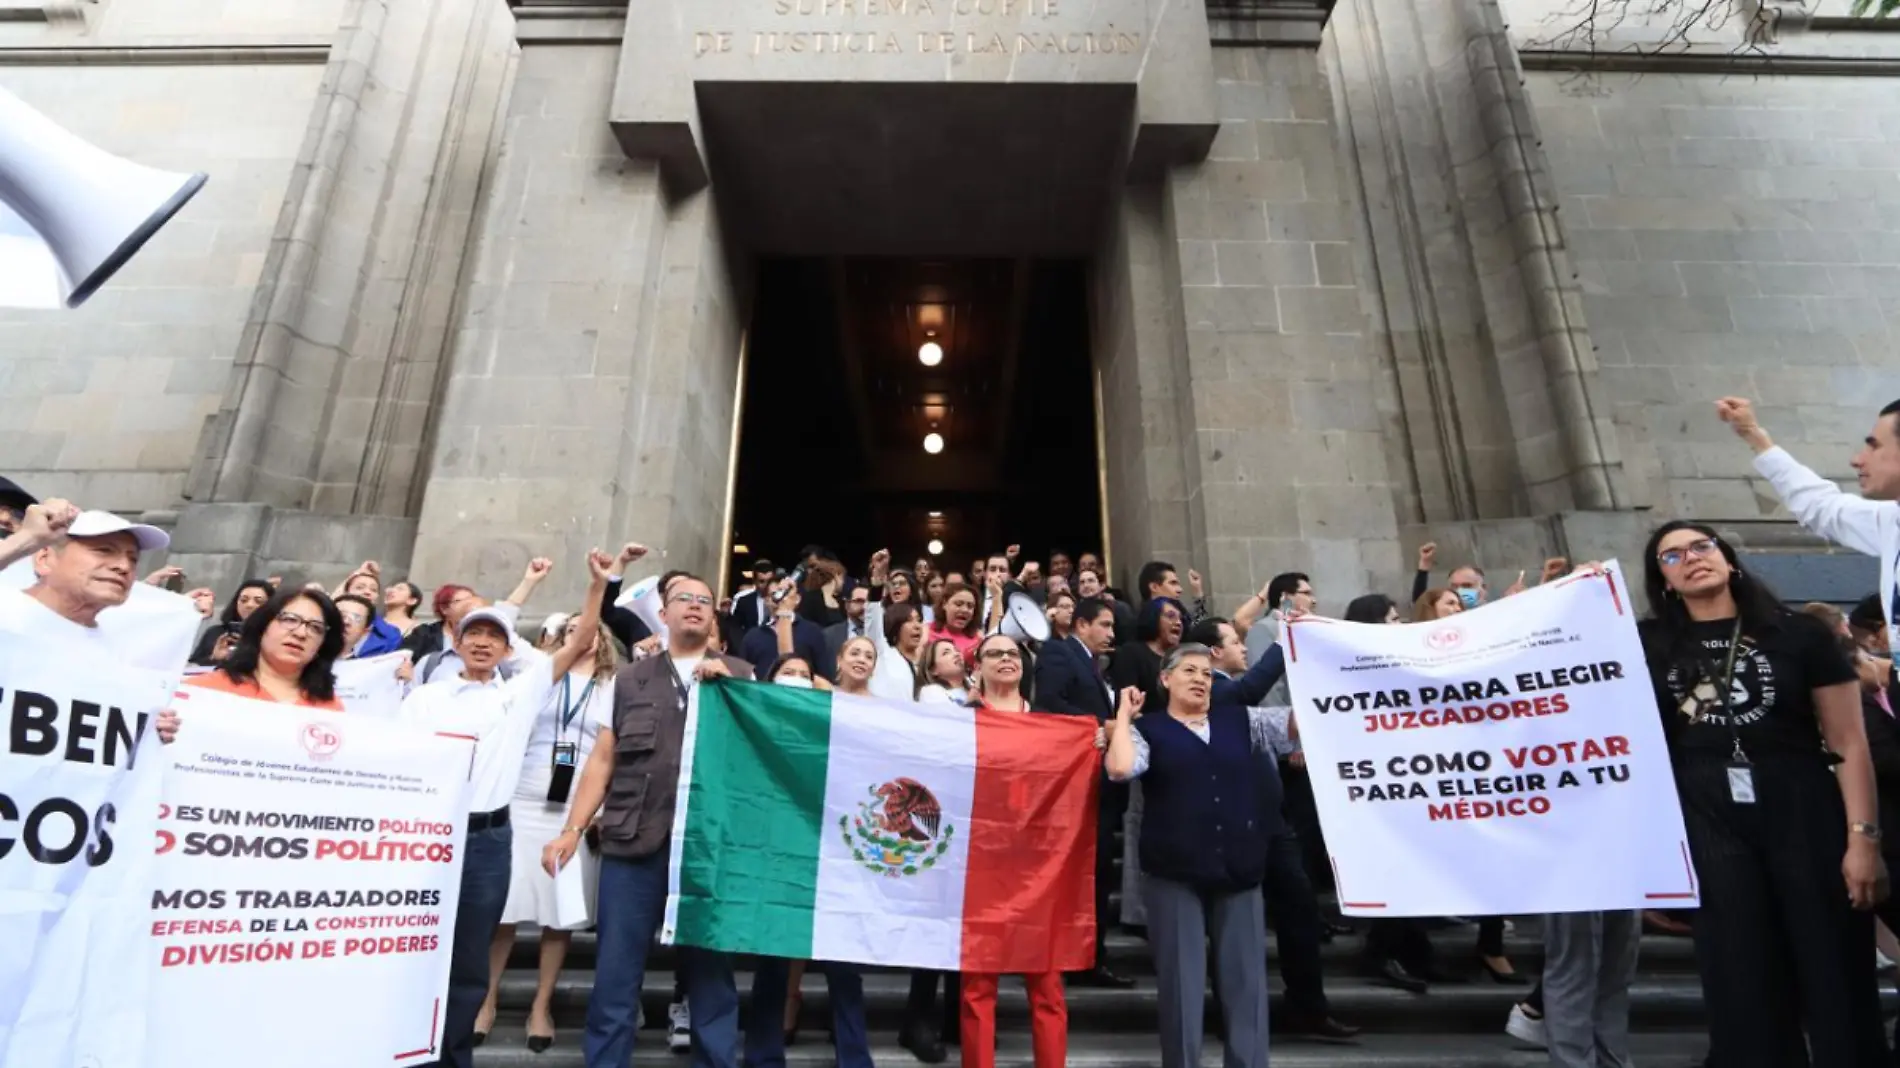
[470,1026,1714,1067]
[503,925,1703,977]
[492,971,1732,1033]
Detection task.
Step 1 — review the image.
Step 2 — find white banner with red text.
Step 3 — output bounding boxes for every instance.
[0,647,174,1068]
[1283,562,1698,916]
[144,687,474,1068]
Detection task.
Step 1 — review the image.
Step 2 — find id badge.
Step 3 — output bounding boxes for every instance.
[547,742,579,803]
[1726,763,1756,805]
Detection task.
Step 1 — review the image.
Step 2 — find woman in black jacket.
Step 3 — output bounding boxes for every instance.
[188,579,274,665]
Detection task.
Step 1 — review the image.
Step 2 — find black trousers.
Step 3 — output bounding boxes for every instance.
[1676,757,1886,1068]
[1364,917,1434,973]
[903,970,959,1040]
[1263,830,1329,1020]
[1278,761,1333,891]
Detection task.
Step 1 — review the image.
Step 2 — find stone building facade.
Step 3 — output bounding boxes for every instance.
[3,0,1896,609]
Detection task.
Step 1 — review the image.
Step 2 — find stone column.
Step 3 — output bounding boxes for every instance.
[402,30,752,613]
[168,0,518,591]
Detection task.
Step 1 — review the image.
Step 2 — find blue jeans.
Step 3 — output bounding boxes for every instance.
[433,823,512,1068]
[743,959,872,1068]
[585,851,740,1068]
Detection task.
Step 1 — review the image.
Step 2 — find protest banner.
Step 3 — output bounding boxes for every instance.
[144,688,474,1067]
[1283,562,1697,916]
[333,652,410,719]
[1,647,173,1068]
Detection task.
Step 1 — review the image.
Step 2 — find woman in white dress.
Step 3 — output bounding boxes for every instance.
[476,617,617,1052]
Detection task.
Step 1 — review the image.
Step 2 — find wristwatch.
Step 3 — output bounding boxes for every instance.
[1851,821,1882,842]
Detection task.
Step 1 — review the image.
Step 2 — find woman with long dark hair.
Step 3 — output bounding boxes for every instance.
[383,580,425,637]
[185,585,345,709]
[189,579,275,665]
[928,585,982,666]
[1641,520,1886,1065]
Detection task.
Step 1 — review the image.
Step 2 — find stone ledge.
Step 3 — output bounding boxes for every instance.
[1519,48,1900,76]
[1207,0,1334,47]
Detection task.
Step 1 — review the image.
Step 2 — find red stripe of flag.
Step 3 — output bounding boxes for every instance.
[959,709,1099,975]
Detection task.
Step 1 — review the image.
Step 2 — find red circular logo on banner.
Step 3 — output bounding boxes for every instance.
[301,721,342,759]
[156,830,176,854]
[1426,625,1466,651]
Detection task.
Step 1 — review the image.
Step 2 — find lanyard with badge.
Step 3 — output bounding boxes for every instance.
[547,674,595,803]
[1695,618,1754,804]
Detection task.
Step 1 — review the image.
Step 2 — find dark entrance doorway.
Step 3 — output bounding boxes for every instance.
[728,257,1103,588]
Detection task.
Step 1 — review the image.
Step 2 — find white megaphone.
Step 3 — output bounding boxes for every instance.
[0,85,207,309]
[999,581,1050,643]
[614,574,667,639]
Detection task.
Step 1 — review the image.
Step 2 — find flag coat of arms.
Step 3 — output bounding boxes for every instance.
[663,680,1100,974]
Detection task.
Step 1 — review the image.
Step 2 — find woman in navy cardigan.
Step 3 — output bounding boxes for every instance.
[1104,643,1274,1068]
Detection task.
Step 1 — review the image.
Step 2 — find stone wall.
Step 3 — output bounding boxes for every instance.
[406,37,751,613]
[0,62,323,512]
[1165,43,1404,605]
[1530,70,1900,518]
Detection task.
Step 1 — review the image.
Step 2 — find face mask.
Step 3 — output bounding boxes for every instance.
[1456,588,1481,610]
[775,676,813,689]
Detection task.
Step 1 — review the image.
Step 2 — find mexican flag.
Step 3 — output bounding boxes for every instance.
[662,679,1101,974]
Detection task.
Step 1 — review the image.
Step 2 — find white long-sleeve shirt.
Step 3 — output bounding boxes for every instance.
[1754,445,1900,655]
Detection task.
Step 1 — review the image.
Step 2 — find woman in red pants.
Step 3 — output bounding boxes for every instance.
[958,632,1073,1068]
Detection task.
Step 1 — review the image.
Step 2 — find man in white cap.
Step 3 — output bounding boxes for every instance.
[399,551,611,1068]
[0,498,170,649]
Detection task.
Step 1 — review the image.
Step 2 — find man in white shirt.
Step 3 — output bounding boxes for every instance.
[1719,396,1900,658]
[397,550,610,1068]
[0,499,182,676]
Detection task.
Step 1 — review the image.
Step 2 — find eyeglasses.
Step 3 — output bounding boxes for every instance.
[980,648,1022,662]
[669,593,714,607]
[274,611,328,637]
[338,612,370,629]
[1657,538,1720,569]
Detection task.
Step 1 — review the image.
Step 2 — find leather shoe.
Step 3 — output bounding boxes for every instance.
[899,1021,947,1064]
[1367,957,1428,994]
[1071,964,1136,989]
[1279,1014,1362,1044]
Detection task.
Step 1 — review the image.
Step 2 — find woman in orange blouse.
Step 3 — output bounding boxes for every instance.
[186,586,347,711]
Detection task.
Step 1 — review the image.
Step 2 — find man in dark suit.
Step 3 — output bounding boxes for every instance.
[728,558,776,638]
[822,584,873,663]
[1035,596,1131,988]
[1188,616,1360,1044]
[739,580,835,682]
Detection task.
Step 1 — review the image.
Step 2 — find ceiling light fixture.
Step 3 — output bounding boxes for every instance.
[927,538,944,555]
[918,341,943,367]
[923,431,944,454]
[733,543,750,554]
[927,511,942,518]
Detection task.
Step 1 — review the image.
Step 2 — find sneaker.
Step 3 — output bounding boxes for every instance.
[668,1000,690,1054]
[1505,1003,1546,1049]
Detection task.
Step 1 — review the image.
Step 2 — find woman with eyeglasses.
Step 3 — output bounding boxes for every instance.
[474,614,619,1052]
[957,633,1071,1068]
[185,586,346,709]
[1641,521,1887,1065]
[1105,643,1272,1068]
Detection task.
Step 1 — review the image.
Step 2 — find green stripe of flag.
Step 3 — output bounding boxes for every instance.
[673,680,833,958]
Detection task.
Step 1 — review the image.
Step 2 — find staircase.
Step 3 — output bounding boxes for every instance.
[473,911,1732,1067]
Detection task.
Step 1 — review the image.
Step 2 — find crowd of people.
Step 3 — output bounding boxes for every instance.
[4,392,1900,1068]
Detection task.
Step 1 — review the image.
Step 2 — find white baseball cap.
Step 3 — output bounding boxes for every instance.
[457,606,517,648]
[67,510,170,551]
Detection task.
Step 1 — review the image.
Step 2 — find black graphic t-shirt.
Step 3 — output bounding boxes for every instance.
[1643,612,1856,762]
